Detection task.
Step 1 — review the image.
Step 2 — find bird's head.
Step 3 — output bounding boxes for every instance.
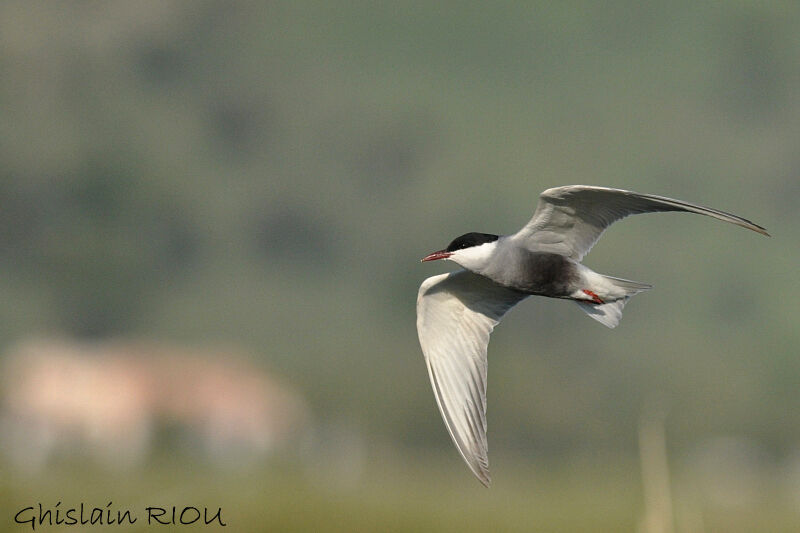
[421,232,500,271]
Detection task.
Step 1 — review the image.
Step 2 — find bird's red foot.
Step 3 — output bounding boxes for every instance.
[582,290,604,304]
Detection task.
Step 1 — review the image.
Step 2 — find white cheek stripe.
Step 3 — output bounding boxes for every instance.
[450,241,498,269]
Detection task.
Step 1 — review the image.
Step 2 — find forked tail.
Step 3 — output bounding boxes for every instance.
[575,275,652,328]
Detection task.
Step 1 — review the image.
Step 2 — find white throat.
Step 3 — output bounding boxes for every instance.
[449,241,498,273]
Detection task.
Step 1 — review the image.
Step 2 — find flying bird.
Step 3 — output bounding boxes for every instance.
[416,185,768,486]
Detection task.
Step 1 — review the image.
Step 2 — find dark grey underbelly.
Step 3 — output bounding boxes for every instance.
[490,252,580,297]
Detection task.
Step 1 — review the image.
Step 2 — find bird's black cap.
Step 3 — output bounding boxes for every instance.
[445,232,499,252]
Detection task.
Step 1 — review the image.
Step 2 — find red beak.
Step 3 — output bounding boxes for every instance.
[421,249,452,262]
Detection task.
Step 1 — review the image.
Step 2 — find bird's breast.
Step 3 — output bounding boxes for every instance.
[485,251,580,297]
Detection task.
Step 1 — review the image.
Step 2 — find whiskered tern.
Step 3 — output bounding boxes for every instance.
[416,185,769,486]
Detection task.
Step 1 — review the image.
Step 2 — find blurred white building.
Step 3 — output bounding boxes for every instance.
[0,338,309,471]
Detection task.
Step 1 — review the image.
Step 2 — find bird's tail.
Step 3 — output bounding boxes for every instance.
[575,275,652,328]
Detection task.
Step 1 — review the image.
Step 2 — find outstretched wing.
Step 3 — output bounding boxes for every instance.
[416,270,527,486]
[513,185,769,261]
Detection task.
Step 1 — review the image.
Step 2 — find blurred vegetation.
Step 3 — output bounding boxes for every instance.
[4,455,800,533]
[0,1,798,530]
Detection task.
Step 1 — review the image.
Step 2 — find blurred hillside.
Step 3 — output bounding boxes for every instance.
[0,0,797,497]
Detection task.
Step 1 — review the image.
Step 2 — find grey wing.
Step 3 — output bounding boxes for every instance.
[416,270,527,486]
[513,185,769,261]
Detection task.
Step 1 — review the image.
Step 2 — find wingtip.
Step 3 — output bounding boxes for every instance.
[466,459,492,487]
[745,222,770,237]
[744,221,769,237]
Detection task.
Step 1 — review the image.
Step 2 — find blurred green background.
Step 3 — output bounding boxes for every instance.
[0,1,798,531]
